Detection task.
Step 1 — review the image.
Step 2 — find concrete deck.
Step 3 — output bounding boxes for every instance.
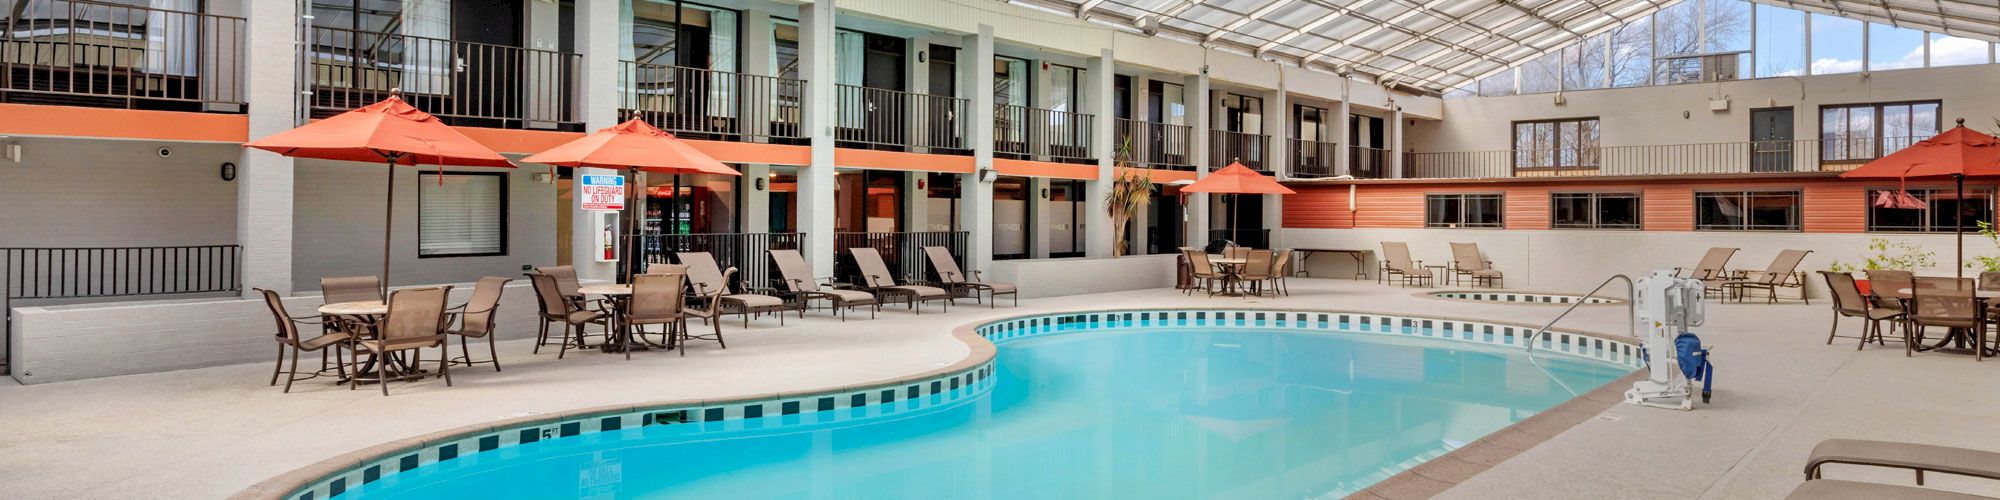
[3,278,1997,499]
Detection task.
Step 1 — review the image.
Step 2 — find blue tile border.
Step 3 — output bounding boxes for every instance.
[1422,290,1627,307]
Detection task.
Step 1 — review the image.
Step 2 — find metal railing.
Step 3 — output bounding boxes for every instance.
[832,231,968,287]
[1399,139,1899,179]
[1525,274,1636,352]
[617,62,805,143]
[1350,146,1391,178]
[1206,228,1271,250]
[1113,118,1194,170]
[1210,130,1269,171]
[995,104,1095,163]
[1291,139,1340,178]
[832,84,969,154]
[304,26,581,130]
[0,0,246,110]
[2,245,242,375]
[627,232,803,293]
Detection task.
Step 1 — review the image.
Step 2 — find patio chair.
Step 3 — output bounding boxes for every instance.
[444,277,510,372]
[1866,269,1915,314]
[678,267,737,355]
[257,288,351,394]
[352,286,453,396]
[1267,249,1294,296]
[679,251,798,326]
[1240,250,1276,297]
[1183,249,1222,296]
[922,246,1017,308]
[1449,242,1503,287]
[849,247,952,314]
[320,276,383,304]
[1804,438,2000,490]
[623,273,685,360]
[1820,272,1901,350]
[535,265,605,311]
[1719,250,1812,304]
[1907,277,1983,360]
[770,249,878,321]
[1379,242,1434,288]
[1224,245,1250,260]
[528,273,608,358]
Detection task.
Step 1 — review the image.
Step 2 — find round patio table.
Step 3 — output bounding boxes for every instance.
[579,284,654,355]
[1209,257,1248,296]
[1888,287,2000,356]
[318,300,424,384]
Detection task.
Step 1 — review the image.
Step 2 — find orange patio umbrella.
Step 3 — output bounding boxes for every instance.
[244,94,513,294]
[1839,120,2000,277]
[1181,162,1296,246]
[522,119,740,278]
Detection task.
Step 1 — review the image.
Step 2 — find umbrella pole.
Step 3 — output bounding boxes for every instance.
[1958,174,1966,279]
[381,154,401,298]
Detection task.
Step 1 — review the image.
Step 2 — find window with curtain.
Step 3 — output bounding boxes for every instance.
[994,56,1029,107]
[1867,188,1993,232]
[1821,101,1941,162]
[1425,194,1504,228]
[307,0,450,94]
[1511,118,1600,169]
[419,173,507,257]
[1695,191,1801,231]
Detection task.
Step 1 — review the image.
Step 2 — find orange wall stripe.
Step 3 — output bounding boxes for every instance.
[1122,168,1198,184]
[993,158,1099,180]
[0,104,247,142]
[834,148,976,173]
[684,140,811,166]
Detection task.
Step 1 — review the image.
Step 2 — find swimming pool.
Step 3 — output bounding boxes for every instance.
[290,310,1637,499]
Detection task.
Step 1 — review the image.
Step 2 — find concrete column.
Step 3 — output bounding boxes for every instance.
[238,0,297,295]
[1185,71,1211,247]
[904,171,930,234]
[958,26,996,274]
[1390,105,1405,178]
[1083,49,1114,258]
[1028,177,1051,259]
[1262,80,1287,247]
[1335,78,1351,176]
[569,0,622,282]
[798,0,838,280]
[741,164,771,234]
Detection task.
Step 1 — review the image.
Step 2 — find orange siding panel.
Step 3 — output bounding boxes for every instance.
[0,104,247,142]
[1284,175,1886,234]
[1644,186,1695,231]
[1504,186,1550,230]
[1804,183,1867,233]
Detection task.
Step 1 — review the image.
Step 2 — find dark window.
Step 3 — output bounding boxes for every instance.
[1426,194,1505,228]
[1695,191,1801,231]
[1867,188,1993,232]
[1552,193,1641,229]
[1512,118,1600,169]
[1821,101,1941,162]
[418,172,508,257]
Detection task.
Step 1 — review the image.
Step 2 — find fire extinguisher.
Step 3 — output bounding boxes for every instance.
[602,221,616,261]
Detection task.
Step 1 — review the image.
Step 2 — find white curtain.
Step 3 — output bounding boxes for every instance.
[402,0,451,95]
[143,0,197,76]
[835,31,863,130]
[707,8,738,119]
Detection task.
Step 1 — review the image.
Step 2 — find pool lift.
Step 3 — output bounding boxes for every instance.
[1626,270,1715,411]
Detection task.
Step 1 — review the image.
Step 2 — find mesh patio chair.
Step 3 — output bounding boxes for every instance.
[624,273,685,360]
[849,247,952,314]
[1866,269,1915,315]
[1908,277,1982,360]
[678,267,736,354]
[922,246,1017,308]
[1183,249,1222,296]
[1676,247,1739,297]
[1268,249,1294,296]
[1449,242,1503,287]
[1720,250,1812,304]
[1379,242,1433,288]
[1240,250,1276,297]
[528,273,607,358]
[679,251,798,326]
[1820,272,1902,350]
[1224,245,1250,260]
[320,276,383,304]
[257,288,351,393]
[444,277,510,371]
[352,286,453,396]
[771,249,877,320]
[535,265,605,311]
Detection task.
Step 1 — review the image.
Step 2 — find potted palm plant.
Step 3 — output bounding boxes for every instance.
[1108,137,1154,258]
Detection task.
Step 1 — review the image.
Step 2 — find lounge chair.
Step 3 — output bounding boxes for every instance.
[679,251,798,326]
[623,273,685,360]
[1785,479,1990,500]
[1719,250,1812,304]
[1804,438,2000,489]
[1379,242,1434,288]
[1820,272,1901,350]
[352,286,453,396]
[1676,247,1739,281]
[444,277,510,371]
[770,249,878,320]
[527,273,608,358]
[1449,242,1503,287]
[257,288,351,393]
[849,247,952,314]
[921,246,1016,308]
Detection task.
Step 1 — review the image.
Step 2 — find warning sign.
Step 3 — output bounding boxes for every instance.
[580,174,625,212]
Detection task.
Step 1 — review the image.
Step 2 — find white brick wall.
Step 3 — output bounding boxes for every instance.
[0,138,239,246]
[11,281,546,384]
[989,254,1178,299]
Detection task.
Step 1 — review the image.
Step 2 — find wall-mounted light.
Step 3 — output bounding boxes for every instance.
[2,139,19,163]
[219,162,236,181]
[755,177,767,191]
[917,178,927,190]
[918,50,927,63]
[978,168,997,183]
[1040,188,1050,199]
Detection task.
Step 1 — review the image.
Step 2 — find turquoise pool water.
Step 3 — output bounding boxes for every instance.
[344,320,1629,499]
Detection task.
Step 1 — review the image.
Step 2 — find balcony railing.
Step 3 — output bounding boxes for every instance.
[305,26,581,130]
[1350,146,1390,179]
[1210,130,1268,171]
[617,62,804,143]
[832,231,968,288]
[1403,139,1858,179]
[1291,139,1340,178]
[0,0,246,111]
[995,104,1095,163]
[1113,118,1194,171]
[626,232,803,293]
[833,84,969,154]
[2,245,242,375]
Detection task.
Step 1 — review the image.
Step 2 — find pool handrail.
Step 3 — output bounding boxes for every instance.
[1525,274,1637,352]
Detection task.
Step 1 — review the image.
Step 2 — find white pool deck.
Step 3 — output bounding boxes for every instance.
[3,278,1998,499]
